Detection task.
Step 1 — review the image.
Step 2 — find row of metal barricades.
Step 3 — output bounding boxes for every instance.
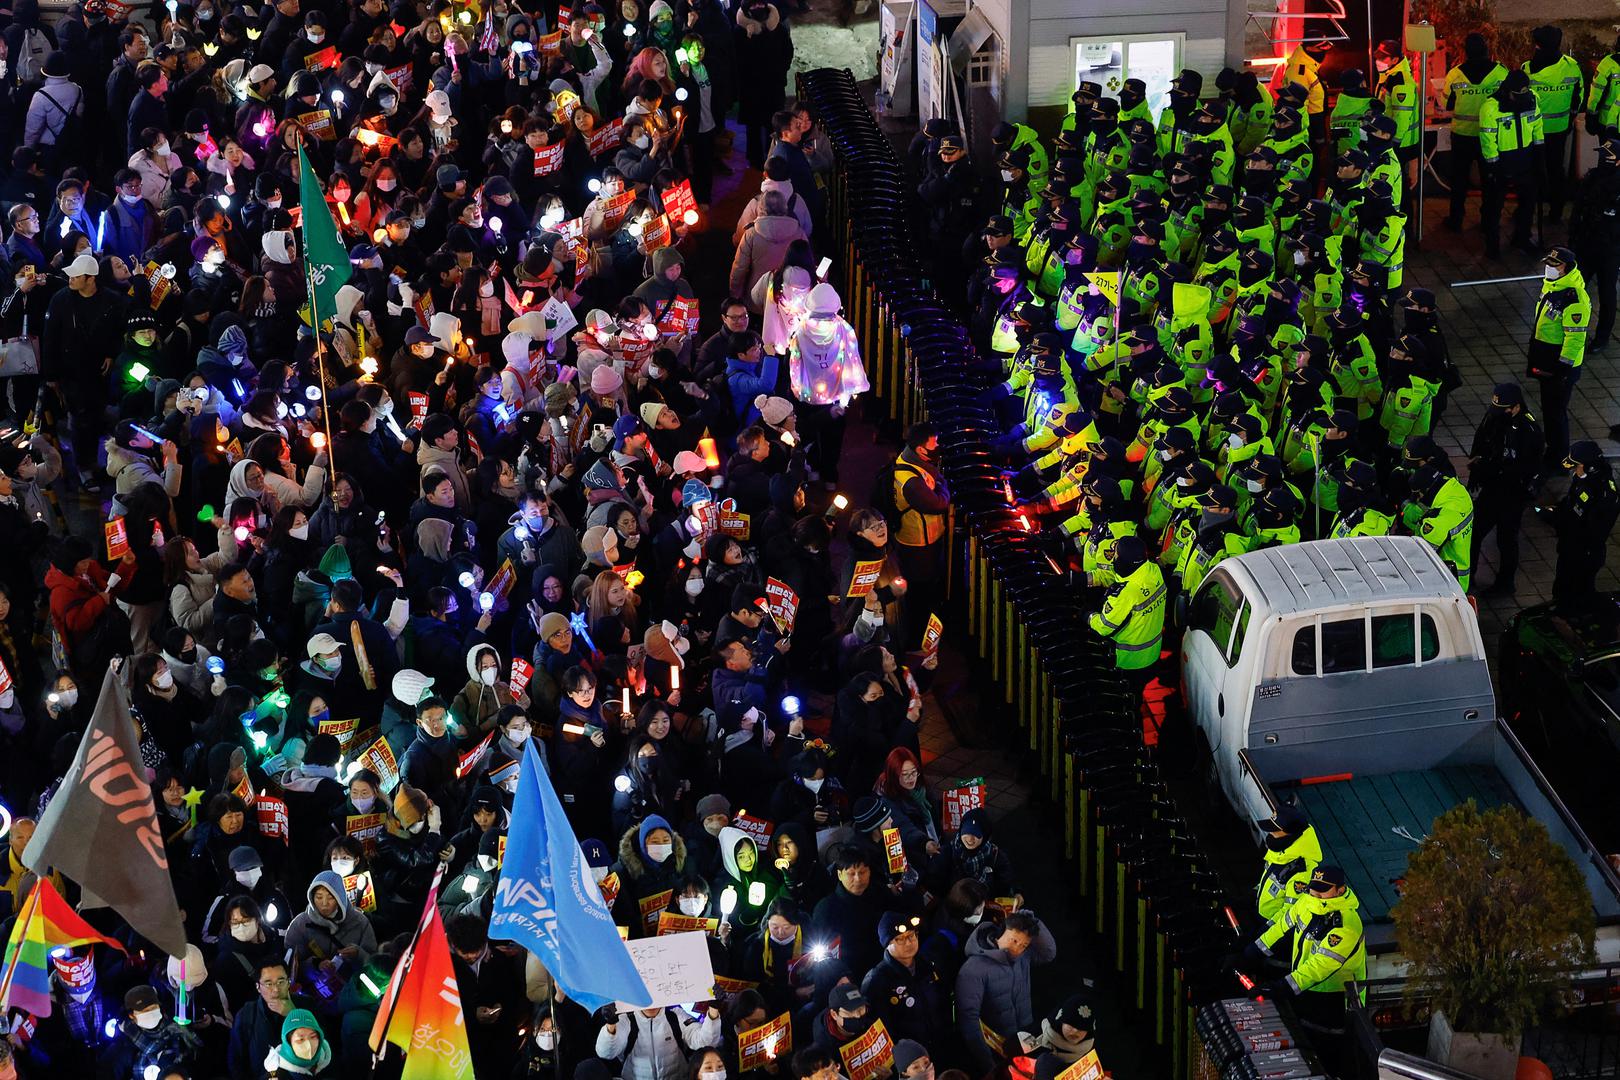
[795,68,1306,1079]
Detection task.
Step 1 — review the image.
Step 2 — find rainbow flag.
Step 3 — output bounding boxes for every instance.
[0,878,125,1017]
[368,890,475,1079]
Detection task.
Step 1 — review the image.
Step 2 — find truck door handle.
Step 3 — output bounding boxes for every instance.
[1217,693,1225,717]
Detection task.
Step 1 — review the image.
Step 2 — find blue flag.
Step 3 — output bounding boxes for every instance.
[489,741,651,1011]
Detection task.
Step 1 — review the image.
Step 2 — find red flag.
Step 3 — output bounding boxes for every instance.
[368,896,475,1079]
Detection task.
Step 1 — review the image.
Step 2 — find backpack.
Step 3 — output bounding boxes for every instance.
[16,27,50,85]
[869,453,916,535]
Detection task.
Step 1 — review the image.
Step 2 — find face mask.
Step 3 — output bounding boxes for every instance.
[802,776,825,793]
[1293,249,1308,267]
[409,819,426,835]
[308,30,324,42]
[236,867,262,888]
[1546,266,1561,280]
[265,197,283,210]
[768,926,798,945]
[414,216,427,228]
[538,1031,557,1049]
[1226,434,1243,451]
[155,141,171,157]
[1246,479,1264,494]
[332,857,357,876]
[121,192,143,204]
[591,865,610,883]
[678,896,707,917]
[701,1071,727,1080]
[318,655,342,674]
[230,920,259,941]
[479,281,495,297]
[480,667,498,686]
[289,523,309,540]
[134,1009,163,1030]
[56,689,78,708]
[632,135,650,150]
[646,842,673,863]
[963,909,984,925]
[684,577,704,597]
[153,669,175,690]
[350,795,376,812]
[1000,169,1014,182]
[508,727,530,745]
[377,178,397,192]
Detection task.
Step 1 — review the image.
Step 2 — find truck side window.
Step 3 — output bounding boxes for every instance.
[1292,618,1369,675]
[1371,613,1440,668]
[1188,574,1246,665]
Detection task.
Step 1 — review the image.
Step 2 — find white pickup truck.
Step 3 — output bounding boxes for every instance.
[1179,536,1620,972]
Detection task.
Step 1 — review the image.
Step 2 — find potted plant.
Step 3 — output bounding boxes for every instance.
[1393,802,1595,1079]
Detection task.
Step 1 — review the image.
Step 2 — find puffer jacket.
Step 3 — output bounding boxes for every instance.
[449,640,520,740]
[283,870,379,967]
[417,443,471,509]
[728,212,806,298]
[106,438,182,514]
[955,916,1057,1072]
[609,815,688,937]
[45,561,130,651]
[593,1006,722,1080]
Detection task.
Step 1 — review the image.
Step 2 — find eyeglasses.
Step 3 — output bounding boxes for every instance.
[259,977,290,988]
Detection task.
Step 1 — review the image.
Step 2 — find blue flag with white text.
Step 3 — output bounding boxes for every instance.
[489,741,651,1011]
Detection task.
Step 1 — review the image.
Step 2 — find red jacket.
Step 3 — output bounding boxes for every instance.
[45,561,130,649]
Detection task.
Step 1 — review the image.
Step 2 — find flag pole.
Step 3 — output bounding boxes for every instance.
[298,144,339,498]
[369,857,451,1069]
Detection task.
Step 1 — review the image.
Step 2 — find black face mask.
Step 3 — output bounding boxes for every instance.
[1403,308,1436,332]
[179,647,198,664]
[1119,91,1143,110]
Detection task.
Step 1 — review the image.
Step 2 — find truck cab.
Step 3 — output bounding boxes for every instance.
[1182,537,1492,826]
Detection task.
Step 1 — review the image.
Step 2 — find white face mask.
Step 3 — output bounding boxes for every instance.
[963,909,984,925]
[1000,169,1014,182]
[480,667,498,686]
[590,865,610,883]
[56,688,78,708]
[332,857,357,876]
[508,727,530,745]
[289,523,309,540]
[236,867,262,888]
[266,198,283,210]
[153,669,175,689]
[1226,434,1243,451]
[1246,479,1264,494]
[678,896,707,917]
[684,577,704,597]
[231,920,260,941]
[317,654,342,674]
[647,363,663,379]
[378,179,397,192]
[1156,448,1173,462]
[1293,249,1307,267]
[768,927,797,945]
[646,842,673,863]
[538,1031,557,1049]
[409,819,426,835]
[155,141,171,157]
[1546,265,1562,280]
[802,776,825,793]
[133,1009,163,1030]
[701,1071,727,1080]
[479,281,495,297]
[307,30,324,42]
[121,192,143,204]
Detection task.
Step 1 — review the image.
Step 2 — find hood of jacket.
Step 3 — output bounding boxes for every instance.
[964,919,1015,964]
[465,641,499,680]
[716,825,756,880]
[751,214,802,243]
[104,440,155,479]
[616,817,687,878]
[305,869,354,930]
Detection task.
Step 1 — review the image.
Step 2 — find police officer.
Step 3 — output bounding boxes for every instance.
[1374,40,1421,182]
[1589,33,1620,136]
[1479,71,1545,258]
[1329,68,1374,157]
[1572,136,1620,353]
[1254,866,1366,1037]
[1467,382,1544,596]
[991,120,1049,200]
[918,134,981,307]
[1281,38,1331,175]
[1255,803,1321,925]
[1528,246,1591,466]
[1553,441,1620,602]
[1524,25,1586,222]
[1444,33,1510,231]
[1329,460,1398,538]
[1088,534,1167,678]
[1403,463,1475,591]
[1399,288,1457,428]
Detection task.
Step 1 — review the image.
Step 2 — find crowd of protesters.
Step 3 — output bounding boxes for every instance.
[0,0,1111,1078]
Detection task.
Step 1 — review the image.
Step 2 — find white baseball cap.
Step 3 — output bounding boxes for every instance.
[65,254,100,279]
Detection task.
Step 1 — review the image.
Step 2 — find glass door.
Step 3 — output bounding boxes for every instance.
[1071,34,1186,120]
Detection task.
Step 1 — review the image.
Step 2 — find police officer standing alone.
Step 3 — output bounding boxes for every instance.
[1552,442,1620,603]
[1468,382,1544,596]
[1573,137,1620,354]
[1528,246,1592,468]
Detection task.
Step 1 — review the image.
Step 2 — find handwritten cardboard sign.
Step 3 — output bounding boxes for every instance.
[616,930,716,1010]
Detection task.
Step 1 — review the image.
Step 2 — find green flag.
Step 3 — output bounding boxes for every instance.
[298,143,351,331]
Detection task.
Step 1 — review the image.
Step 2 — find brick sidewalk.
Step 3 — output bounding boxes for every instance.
[1406,188,1620,649]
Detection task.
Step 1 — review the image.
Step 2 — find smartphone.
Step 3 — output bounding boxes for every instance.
[816,257,832,279]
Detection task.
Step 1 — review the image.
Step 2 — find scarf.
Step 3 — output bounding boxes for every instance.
[761,925,802,978]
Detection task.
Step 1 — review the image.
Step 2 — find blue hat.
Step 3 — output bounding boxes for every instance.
[637,815,674,859]
[349,242,378,262]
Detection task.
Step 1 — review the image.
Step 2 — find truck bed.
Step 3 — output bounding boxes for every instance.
[1292,766,1520,925]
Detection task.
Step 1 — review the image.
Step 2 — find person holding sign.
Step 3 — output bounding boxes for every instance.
[609,813,687,938]
[594,998,723,1080]
[954,911,1057,1075]
[926,810,1020,910]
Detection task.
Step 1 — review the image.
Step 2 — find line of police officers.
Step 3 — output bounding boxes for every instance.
[908,29,1620,668]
